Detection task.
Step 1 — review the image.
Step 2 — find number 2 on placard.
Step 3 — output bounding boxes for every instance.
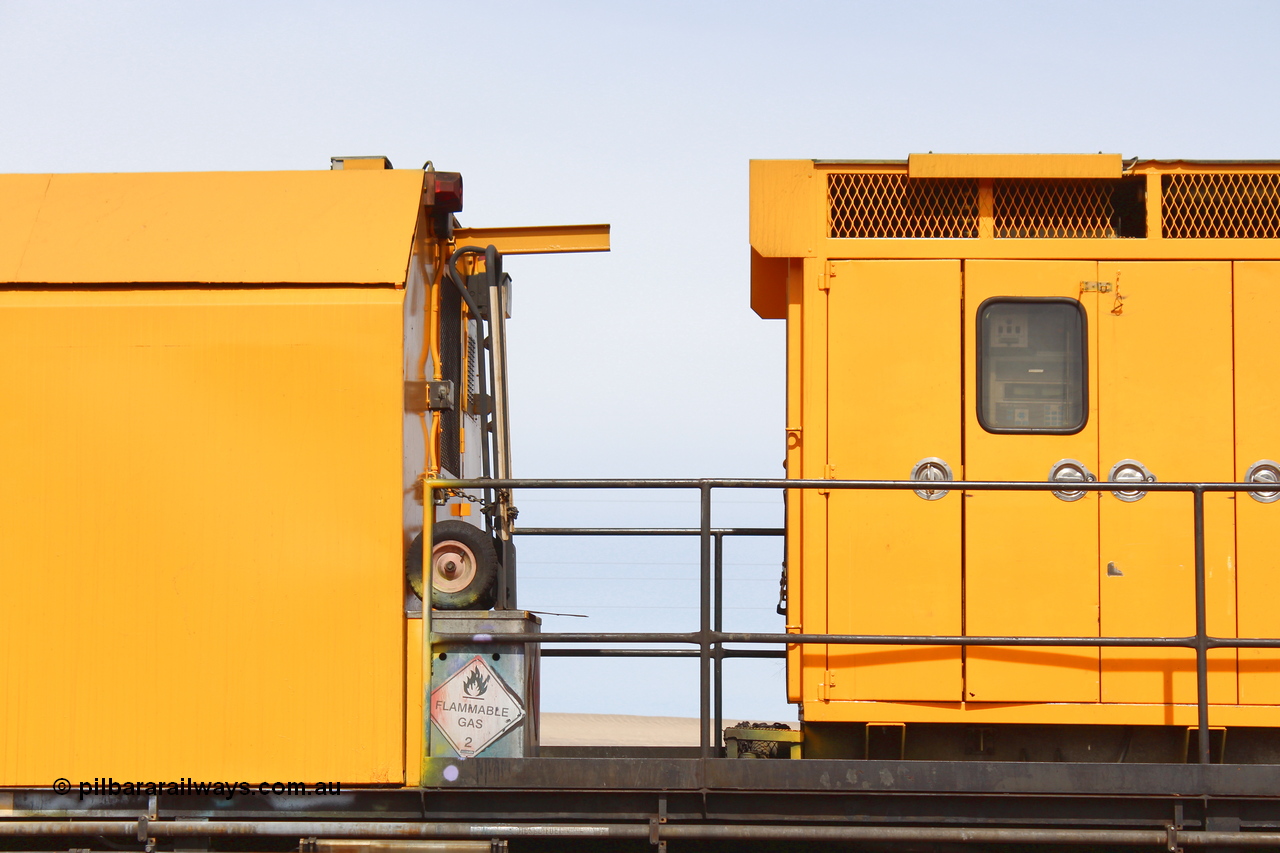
[464,737,473,748]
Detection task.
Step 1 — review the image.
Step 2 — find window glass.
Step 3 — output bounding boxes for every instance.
[979,300,1085,433]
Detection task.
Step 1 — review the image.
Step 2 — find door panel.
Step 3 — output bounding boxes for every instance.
[1097,262,1236,705]
[1234,262,1280,704]
[964,261,1101,702]
[826,261,962,701]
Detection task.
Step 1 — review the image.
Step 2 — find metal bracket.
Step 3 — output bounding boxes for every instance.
[1166,824,1182,853]
[649,794,667,847]
[404,380,455,413]
[1080,280,1113,293]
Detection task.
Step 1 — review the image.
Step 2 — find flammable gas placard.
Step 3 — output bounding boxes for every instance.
[430,655,525,757]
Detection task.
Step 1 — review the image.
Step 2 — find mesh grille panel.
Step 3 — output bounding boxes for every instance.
[1163,173,1280,238]
[993,179,1119,238]
[828,174,978,238]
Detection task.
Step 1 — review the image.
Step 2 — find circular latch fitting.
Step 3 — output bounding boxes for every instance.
[1049,459,1096,502]
[1109,459,1156,502]
[911,457,953,501]
[1245,460,1280,504]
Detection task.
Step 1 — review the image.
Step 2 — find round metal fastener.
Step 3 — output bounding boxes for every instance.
[1048,459,1096,502]
[911,457,953,501]
[1108,459,1155,502]
[1245,460,1280,504]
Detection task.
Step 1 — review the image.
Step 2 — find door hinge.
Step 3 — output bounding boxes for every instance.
[820,261,835,292]
[818,669,835,701]
[1079,280,1113,294]
[818,463,837,495]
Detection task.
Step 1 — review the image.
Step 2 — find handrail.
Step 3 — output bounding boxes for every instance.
[426,478,1280,764]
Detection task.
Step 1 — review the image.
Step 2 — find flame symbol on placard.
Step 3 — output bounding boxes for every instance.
[462,667,490,697]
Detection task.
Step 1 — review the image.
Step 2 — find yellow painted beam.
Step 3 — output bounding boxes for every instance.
[805,699,1279,726]
[0,170,425,284]
[1130,159,1280,174]
[452,223,610,255]
[822,237,1280,260]
[909,153,1122,179]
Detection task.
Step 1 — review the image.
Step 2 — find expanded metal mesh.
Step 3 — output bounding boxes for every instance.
[1162,173,1280,238]
[828,174,978,238]
[993,179,1118,238]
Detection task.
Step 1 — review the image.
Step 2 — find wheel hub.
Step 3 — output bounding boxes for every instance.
[432,539,478,593]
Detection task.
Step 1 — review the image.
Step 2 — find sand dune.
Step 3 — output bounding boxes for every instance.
[540,713,794,747]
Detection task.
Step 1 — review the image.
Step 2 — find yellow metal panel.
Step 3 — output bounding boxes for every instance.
[406,618,423,786]
[0,288,405,785]
[1232,262,1280,703]
[825,261,961,701]
[1145,173,1163,240]
[0,174,50,279]
[785,260,804,702]
[964,261,1101,702]
[0,170,424,284]
[798,258,828,704]
[334,156,392,170]
[749,160,824,259]
[909,154,1122,179]
[451,223,610,255]
[751,247,788,320]
[1097,262,1236,705]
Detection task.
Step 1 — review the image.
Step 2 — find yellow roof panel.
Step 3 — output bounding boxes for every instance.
[908,153,1122,179]
[0,169,426,285]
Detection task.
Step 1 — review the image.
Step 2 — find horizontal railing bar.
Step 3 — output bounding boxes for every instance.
[8,819,1280,846]
[433,478,1280,493]
[435,631,1280,649]
[541,648,785,658]
[516,527,783,536]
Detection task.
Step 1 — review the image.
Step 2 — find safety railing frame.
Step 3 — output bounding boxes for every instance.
[426,478,1280,766]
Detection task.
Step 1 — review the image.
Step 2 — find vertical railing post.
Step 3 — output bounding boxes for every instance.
[1193,486,1210,765]
[421,485,435,776]
[699,482,712,759]
[714,531,724,752]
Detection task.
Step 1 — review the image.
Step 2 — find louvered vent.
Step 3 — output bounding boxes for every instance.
[828,174,979,238]
[1162,173,1280,238]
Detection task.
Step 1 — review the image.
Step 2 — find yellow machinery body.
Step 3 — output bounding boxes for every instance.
[0,164,606,786]
[751,155,1280,730]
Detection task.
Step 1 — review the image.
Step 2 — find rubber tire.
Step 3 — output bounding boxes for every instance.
[406,520,499,610]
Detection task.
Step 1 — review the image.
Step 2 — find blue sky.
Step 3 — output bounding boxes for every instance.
[3,0,1277,719]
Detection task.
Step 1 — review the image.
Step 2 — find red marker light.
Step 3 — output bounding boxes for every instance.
[429,171,464,213]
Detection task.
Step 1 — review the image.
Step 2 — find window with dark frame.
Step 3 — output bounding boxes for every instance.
[977,298,1086,434]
